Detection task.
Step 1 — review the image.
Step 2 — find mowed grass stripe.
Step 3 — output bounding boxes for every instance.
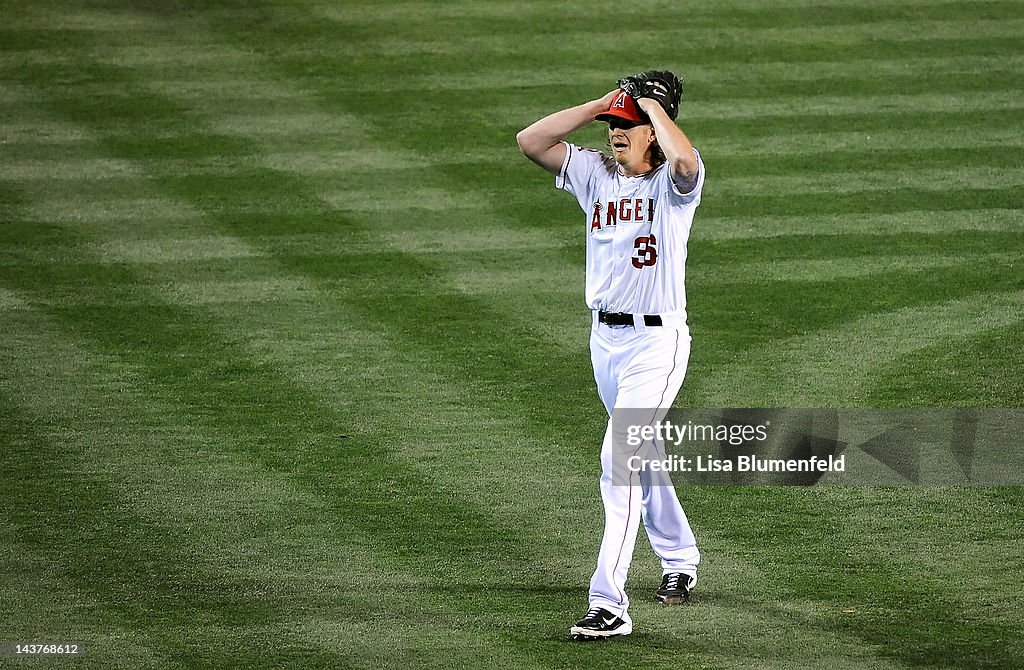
[685,246,1021,363]
[709,144,1024,176]
[696,185,1023,219]
[867,320,1024,406]
[8,129,1012,174]
[316,0,1020,25]
[6,209,1018,269]
[7,239,1016,328]
[380,209,1024,251]
[0,389,314,667]
[512,165,1024,199]
[688,89,1024,119]
[495,90,1024,126]
[6,144,1021,187]
[54,51,1024,81]
[277,17,1024,58]
[9,47,1021,144]
[12,87,1019,148]
[340,67,1024,102]
[452,252,1020,293]
[833,487,1024,643]
[830,488,1024,667]
[283,36,1024,78]
[686,108,1024,145]
[281,53,1024,93]
[687,289,1024,406]
[707,166,1023,195]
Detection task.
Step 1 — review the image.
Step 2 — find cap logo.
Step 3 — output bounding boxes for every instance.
[613,93,627,109]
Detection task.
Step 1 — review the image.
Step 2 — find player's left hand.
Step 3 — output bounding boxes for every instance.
[635,97,664,118]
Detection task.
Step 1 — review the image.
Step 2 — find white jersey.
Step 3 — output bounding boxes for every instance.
[556,142,705,317]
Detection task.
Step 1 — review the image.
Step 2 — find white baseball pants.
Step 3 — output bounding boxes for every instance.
[587,317,701,621]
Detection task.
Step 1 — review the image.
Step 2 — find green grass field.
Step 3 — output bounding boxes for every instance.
[2,0,1023,668]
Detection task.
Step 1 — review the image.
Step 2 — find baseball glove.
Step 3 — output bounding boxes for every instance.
[616,70,683,120]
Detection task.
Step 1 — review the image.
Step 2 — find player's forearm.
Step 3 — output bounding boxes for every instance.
[640,101,698,179]
[516,96,609,160]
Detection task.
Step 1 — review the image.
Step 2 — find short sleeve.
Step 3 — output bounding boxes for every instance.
[556,142,607,210]
[666,147,705,205]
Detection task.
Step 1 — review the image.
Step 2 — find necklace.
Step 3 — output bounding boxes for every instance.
[617,165,655,178]
[617,165,655,201]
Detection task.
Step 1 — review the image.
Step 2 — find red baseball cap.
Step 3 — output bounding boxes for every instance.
[596,90,648,124]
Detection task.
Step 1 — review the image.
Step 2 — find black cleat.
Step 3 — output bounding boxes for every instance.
[655,572,692,605]
[569,607,632,640]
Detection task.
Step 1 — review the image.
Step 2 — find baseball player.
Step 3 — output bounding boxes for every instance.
[516,71,704,640]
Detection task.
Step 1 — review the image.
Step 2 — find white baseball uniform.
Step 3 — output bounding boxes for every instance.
[556,141,705,622]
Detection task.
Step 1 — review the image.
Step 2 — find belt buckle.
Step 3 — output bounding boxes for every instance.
[599,311,632,327]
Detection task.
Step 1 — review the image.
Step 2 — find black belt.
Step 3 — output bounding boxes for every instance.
[598,311,663,327]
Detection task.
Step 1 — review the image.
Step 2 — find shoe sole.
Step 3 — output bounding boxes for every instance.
[569,623,633,640]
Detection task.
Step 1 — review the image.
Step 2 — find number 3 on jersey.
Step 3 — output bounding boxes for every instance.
[631,234,658,269]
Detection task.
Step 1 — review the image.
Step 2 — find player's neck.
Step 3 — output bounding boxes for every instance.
[615,150,656,177]
[618,161,655,178]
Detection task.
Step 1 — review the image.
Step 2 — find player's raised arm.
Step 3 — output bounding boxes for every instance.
[637,99,698,187]
[516,90,618,175]
[619,71,699,190]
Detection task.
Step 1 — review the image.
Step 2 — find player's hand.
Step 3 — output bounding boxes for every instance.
[635,97,663,117]
[593,89,619,116]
